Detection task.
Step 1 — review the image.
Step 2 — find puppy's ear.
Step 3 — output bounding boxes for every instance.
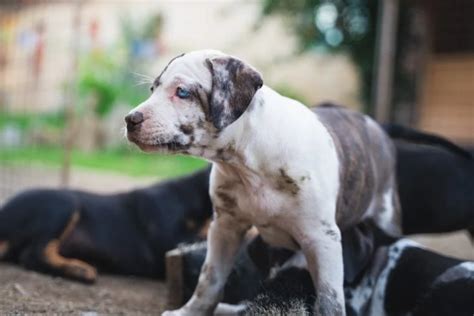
[205,56,263,130]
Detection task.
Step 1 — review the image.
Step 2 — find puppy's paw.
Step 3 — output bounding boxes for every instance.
[161,309,190,316]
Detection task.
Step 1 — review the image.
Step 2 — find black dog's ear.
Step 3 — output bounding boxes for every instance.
[205,56,263,130]
[342,222,375,285]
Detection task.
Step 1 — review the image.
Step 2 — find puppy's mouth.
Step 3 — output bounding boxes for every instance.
[128,134,189,153]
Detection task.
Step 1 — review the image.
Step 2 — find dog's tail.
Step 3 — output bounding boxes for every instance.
[383,124,472,160]
[0,201,15,259]
[0,202,14,241]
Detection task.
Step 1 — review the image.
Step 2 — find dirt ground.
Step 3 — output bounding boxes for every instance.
[0,263,167,315]
[0,233,471,315]
[0,165,473,314]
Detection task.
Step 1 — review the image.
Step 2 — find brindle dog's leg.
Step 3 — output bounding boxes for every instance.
[20,212,97,283]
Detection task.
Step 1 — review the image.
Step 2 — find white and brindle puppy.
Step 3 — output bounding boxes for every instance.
[125,50,401,316]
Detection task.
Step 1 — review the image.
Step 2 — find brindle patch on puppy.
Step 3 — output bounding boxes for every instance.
[314,104,400,233]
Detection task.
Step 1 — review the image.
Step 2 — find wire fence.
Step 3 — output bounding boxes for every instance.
[0,1,81,204]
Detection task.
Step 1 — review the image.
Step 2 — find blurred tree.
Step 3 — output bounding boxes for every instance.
[77,13,164,119]
[78,53,120,118]
[261,0,379,111]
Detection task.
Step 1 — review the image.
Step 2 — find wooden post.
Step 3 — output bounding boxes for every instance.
[372,0,400,123]
[61,1,82,187]
[165,248,185,309]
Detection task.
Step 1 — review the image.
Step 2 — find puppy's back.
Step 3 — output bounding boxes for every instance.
[313,103,400,234]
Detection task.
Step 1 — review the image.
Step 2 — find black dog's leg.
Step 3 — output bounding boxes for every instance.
[19,211,97,283]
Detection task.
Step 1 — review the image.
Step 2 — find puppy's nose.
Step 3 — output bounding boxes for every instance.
[125,111,144,131]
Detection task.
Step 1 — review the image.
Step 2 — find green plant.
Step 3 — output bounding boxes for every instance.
[77,53,122,117]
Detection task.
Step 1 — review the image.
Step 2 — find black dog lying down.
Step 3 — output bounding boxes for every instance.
[0,167,212,283]
[0,125,472,283]
[174,223,474,316]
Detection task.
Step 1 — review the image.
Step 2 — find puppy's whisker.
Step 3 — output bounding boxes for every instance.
[120,126,128,139]
[131,71,153,81]
[131,72,154,86]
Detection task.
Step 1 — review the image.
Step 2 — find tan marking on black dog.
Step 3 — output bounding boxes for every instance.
[275,168,300,196]
[44,239,97,282]
[60,212,80,242]
[185,218,198,231]
[197,218,212,239]
[43,212,97,283]
[0,241,9,259]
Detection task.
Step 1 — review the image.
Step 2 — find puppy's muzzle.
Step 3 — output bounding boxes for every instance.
[125,111,144,132]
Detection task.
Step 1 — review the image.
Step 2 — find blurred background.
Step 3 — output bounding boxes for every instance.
[0,0,472,313]
[0,0,472,203]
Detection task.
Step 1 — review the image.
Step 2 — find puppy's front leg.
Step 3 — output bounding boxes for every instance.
[292,220,345,316]
[163,213,249,316]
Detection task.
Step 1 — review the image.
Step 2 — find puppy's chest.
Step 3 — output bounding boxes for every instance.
[245,185,291,220]
[226,181,301,250]
[214,175,300,224]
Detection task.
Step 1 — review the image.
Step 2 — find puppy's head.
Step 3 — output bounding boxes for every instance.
[125,50,263,154]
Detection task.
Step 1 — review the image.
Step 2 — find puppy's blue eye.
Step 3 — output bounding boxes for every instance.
[176,87,191,99]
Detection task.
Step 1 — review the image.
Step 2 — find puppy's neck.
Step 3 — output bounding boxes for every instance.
[210,86,287,172]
